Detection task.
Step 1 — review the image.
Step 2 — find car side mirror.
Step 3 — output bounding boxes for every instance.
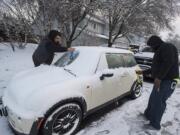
[100,73,114,80]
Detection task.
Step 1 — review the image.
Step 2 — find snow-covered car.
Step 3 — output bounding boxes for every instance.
[2,46,143,135]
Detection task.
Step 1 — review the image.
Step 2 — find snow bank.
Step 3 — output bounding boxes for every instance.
[0,118,13,135]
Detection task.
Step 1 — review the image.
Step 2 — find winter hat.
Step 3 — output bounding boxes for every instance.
[48,30,62,42]
[147,35,163,49]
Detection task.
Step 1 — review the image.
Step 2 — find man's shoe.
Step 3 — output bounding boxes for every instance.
[143,123,161,131]
[150,122,161,130]
[138,112,150,121]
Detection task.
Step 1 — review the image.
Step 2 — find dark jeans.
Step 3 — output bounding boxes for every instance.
[144,80,177,129]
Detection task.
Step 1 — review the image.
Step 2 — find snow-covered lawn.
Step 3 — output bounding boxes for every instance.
[0,43,180,135]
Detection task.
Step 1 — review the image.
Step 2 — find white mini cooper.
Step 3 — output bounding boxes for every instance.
[3,46,143,135]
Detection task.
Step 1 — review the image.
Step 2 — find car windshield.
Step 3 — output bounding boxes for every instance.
[141,47,153,52]
[54,51,79,67]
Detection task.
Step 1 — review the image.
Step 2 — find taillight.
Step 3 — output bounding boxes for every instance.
[136,70,143,75]
[37,118,44,130]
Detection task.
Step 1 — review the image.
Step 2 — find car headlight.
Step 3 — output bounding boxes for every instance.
[137,75,143,83]
[7,107,35,134]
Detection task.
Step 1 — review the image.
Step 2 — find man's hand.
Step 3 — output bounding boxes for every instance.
[68,48,75,52]
[154,78,161,91]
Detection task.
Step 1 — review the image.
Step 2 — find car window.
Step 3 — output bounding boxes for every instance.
[54,51,79,67]
[96,54,108,71]
[123,54,137,67]
[106,53,125,69]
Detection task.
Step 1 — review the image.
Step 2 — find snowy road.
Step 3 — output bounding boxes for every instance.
[0,44,180,135]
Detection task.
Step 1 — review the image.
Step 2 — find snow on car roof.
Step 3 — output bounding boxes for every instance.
[74,46,132,54]
[66,46,132,76]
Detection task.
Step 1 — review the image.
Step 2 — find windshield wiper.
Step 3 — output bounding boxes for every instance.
[63,68,77,77]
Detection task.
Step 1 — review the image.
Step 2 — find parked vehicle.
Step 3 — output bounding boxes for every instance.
[134,46,154,78]
[3,46,143,135]
[129,44,141,54]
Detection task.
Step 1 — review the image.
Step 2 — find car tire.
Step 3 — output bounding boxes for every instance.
[41,103,82,135]
[130,81,142,99]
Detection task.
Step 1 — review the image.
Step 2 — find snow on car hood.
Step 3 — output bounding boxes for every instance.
[3,65,78,118]
[9,65,75,97]
[135,52,154,59]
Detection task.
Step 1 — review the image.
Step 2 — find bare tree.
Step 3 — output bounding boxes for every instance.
[47,0,99,47]
[100,0,179,47]
[167,33,180,51]
[2,0,99,47]
[1,0,36,50]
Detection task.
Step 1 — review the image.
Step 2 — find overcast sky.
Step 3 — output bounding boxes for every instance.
[160,16,180,40]
[173,17,180,35]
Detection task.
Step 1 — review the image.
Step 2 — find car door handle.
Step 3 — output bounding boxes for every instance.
[100,73,114,80]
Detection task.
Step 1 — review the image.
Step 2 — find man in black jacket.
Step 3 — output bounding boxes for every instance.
[143,35,179,130]
[32,30,74,67]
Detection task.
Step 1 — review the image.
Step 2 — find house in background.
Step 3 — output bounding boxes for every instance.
[32,10,145,47]
[72,13,109,46]
[73,12,145,47]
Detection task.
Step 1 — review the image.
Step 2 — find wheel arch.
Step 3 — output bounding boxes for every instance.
[44,97,87,119]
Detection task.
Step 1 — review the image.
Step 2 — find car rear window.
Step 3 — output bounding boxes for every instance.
[106,53,125,69]
[123,54,137,67]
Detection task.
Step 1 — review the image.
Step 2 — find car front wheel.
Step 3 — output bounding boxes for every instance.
[41,103,82,135]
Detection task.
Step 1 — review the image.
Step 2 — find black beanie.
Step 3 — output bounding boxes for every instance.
[48,30,62,42]
[147,35,163,47]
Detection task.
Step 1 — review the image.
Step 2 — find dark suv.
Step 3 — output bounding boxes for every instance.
[134,46,154,78]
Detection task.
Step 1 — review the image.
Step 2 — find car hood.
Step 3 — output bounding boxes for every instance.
[135,52,154,59]
[4,65,75,106]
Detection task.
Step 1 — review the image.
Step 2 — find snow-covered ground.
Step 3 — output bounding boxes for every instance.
[0,43,180,135]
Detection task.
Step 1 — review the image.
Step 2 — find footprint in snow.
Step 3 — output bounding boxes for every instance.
[95,130,110,135]
[136,130,160,135]
[175,103,180,109]
[124,114,150,135]
[1,86,6,89]
[176,91,180,94]
[161,129,174,135]
[162,121,173,128]
[174,112,180,122]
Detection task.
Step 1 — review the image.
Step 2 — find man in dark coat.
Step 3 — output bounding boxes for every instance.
[32,30,74,67]
[143,35,179,130]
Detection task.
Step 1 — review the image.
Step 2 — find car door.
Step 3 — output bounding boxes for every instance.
[91,53,126,108]
[105,53,136,97]
[105,53,129,96]
[121,53,138,93]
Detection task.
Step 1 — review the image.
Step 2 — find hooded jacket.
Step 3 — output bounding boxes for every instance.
[32,30,67,67]
[147,36,179,80]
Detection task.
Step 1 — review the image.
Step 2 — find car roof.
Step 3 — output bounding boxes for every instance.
[66,46,133,76]
[74,46,132,54]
